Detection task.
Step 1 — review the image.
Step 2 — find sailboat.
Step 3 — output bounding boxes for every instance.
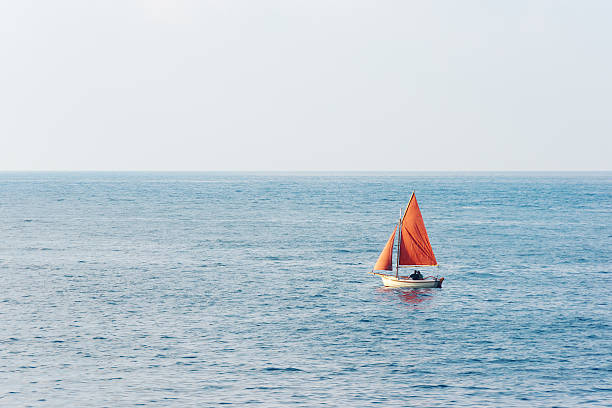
[370,192,444,288]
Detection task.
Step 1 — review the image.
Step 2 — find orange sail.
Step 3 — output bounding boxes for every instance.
[398,194,437,266]
[373,226,396,271]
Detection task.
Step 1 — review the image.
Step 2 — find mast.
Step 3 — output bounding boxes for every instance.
[396,209,402,278]
[397,192,414,278]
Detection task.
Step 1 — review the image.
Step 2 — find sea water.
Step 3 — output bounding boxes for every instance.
[0,172,610,407]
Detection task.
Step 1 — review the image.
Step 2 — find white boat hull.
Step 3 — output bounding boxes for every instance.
[372,273,444,288]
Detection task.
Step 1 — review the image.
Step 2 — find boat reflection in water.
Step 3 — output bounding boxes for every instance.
[376,287,436,308]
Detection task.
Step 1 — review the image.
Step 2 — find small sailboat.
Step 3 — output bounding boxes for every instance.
[370,192,444,288]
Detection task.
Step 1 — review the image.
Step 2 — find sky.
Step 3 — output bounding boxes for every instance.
[1,0,611,171]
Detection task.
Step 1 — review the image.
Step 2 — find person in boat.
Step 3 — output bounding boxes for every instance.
[409,270,424,280]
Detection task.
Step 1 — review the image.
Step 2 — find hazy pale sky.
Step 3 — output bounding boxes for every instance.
[1,0,610,171]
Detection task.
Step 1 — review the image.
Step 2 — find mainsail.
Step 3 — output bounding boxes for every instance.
[373,226,396,271]
[398,194,437,266]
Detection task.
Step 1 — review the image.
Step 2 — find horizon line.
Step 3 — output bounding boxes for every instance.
[1,170,610,173]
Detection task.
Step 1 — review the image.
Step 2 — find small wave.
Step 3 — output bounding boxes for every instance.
[263,367,304,372]
[415,384,451,389]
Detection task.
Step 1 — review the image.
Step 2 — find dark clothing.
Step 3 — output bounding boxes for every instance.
[409,270,423,280]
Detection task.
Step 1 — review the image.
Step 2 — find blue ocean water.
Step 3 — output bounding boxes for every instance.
[0,172,610,407]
